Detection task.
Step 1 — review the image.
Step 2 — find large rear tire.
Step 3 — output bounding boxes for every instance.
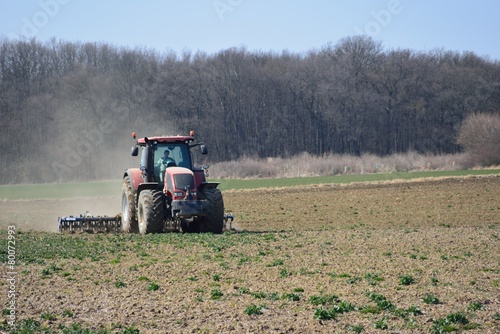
[121,176,138,233]
[138,189,165,235]
[200,188,224,234]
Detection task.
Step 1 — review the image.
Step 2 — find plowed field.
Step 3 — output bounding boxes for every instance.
[1,175,499,333]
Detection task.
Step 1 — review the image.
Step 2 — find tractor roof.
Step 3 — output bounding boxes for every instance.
[137,136,195,145]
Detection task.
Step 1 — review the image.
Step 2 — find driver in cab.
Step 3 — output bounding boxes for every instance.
[158,149,175,167]
[157,149,176,184]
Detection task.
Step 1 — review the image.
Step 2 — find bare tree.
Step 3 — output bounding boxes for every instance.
[1,36,500,183]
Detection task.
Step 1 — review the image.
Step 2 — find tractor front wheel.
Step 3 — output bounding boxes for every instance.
[121,175,138,233]
[137,189,165,235]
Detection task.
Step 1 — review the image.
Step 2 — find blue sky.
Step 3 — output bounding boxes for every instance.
[1,0,499,59]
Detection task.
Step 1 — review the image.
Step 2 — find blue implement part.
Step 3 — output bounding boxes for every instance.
[58,212,121,233]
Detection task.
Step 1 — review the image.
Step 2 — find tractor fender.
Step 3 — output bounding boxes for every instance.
[136,182,161,201]
[125,168,159,197]
[198,182,220,192]
[124,168,159,195]
[124,169,161,207]
[124,168,143,192]
[193,168,207,186]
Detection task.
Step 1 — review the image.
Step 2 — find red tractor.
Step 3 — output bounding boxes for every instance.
[121,131,225,234]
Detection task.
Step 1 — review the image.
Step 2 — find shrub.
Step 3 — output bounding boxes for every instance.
[209,151,464,179]
[458,112,500,167]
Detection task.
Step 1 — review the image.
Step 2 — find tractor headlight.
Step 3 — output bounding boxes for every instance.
[174,192,184,197]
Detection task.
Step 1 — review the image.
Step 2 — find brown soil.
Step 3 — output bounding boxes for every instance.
[1,176,499,333]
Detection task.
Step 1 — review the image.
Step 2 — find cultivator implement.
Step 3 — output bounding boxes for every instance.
[58,212,121,233]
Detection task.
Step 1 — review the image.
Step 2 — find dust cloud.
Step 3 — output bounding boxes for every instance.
[0,196,121,232]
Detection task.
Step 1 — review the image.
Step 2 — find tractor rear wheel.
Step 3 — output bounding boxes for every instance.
[137,189,164,235]
[200,188,224,234]
[121,175,138,233]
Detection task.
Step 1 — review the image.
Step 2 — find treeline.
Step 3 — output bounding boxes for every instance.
[1,36,500,184]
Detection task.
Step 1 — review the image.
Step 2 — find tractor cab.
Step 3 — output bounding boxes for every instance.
[153,143,192,185]
[131,133,207,187]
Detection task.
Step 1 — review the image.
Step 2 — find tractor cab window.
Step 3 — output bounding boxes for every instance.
[154,143,192,183]
[155,144,191,168]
